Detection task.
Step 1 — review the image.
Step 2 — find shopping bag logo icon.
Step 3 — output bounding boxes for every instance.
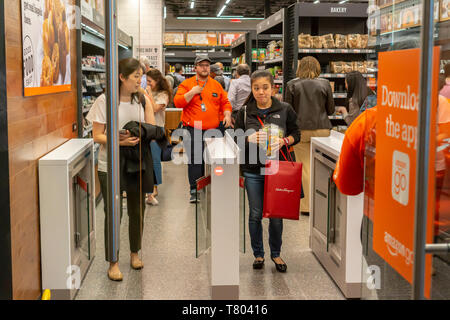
[391,150,409,206]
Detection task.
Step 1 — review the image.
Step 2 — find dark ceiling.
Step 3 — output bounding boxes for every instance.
[165,0,369,18]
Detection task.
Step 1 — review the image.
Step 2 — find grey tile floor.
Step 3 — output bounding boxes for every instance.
[75,161,347,300]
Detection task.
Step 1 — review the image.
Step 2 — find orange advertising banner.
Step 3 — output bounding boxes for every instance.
[374,48,440,299]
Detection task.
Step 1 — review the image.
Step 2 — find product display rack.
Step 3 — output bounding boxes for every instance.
[76,5,133,140]
[256,8,287,99]
[231,31,260,74]
[284,2,372,121]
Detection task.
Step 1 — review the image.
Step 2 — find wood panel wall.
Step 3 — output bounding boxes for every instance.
[5,0,78,300]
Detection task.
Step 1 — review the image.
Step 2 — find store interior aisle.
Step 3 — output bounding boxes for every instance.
[76,161,344,300]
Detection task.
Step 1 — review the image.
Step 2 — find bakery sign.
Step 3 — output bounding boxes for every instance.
[21,0,72,97]
[331,7,347,13]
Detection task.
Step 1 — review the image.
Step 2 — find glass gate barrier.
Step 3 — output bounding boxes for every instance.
[361,0,450,300]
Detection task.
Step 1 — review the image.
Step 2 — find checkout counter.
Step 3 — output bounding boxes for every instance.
[310,130,364,299]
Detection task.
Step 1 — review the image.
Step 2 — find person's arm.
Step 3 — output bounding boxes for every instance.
[271,105,301,153]
[92,122,139,147]
[151,93,169,113]
[228,80,237,109]
[219,86,233,127]
[144,96,156,125]
[325,81,335,115]
[173,82,202,108]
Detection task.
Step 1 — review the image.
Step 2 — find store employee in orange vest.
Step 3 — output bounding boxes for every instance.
[174,55,233,203]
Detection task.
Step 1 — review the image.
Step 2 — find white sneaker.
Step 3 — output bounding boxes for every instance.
[146,195,159,206]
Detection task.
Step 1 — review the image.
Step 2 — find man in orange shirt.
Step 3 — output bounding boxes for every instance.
[174,55,233,203]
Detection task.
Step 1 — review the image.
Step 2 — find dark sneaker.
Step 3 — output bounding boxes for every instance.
[190,192,198,203]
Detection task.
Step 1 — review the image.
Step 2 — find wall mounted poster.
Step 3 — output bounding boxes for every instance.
[186,32,217,46]
[164,32,185,46]
[22,0,71,96]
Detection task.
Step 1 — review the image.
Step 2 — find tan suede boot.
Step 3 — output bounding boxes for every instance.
[131,253,144,270]
[108,262,123,281]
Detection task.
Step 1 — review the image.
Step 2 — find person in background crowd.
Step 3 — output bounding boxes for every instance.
[165,62,175,89]
[139,56,151,89]
[174,55,233,203]
[228,63,251,119]
[145,69,173,206]
[216,62,230,91]
[234,70,300,272]
[336,71,376,126]
[285,56,335,216]
[174,63,186,85]
[210,64,226,90]
[86,58,156,281]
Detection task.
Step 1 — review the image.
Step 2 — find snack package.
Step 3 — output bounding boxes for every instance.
[321,34,335,49]
[331,61,344,74]
[360,35,369,48]
[367,60,376,73]
[335,34,348,49]
[347,34,362,48]
[352,61,366,73]
[343,62,353,73]
[298,33,311,48]
[330,81,335,92]
[311,36,322,49]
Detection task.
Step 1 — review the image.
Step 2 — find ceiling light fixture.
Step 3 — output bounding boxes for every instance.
[225,0,231,4]
[313,0,320,4]
[164,6,166,19]
[217,5,227,17]
[338,0,348,4]
[190,1,195,9]
[177,16,264,20]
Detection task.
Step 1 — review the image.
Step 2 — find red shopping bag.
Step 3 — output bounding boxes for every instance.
[263,149,302,220]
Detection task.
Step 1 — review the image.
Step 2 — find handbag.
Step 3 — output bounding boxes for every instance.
[262,142,303,221]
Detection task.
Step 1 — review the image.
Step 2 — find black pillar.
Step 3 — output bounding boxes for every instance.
[264,0,271,18]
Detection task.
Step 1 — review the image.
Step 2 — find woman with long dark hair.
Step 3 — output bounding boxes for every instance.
[234,70,300,272]
[336,71,376,125]
[145,68,173,205]
[86,58,155,281]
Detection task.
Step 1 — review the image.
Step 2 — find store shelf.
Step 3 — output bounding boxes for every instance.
[82,67,106,73]
[298,48,375,54]
[274,79,283,84]
[83,125,93,138]
[333,93,347,99]
[264,57,283,64]
[321,73,375,78]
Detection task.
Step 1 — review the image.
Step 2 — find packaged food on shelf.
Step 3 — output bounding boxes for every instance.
[258,48,266,62]
[352,61,367,74]
[335,34,348,49]
[298,33,311,48]
[367,60,377,73]
[347,34,362,49]
[330,61,344,74]
[441,0,450,22]
[380,13,393,34]
[311,36,322,49]
[343,62,353,74]
[401,5,420,28]
[360,35,369,48]
[321,34,335,49]
[252,49,258,61]
[330,81,335,92]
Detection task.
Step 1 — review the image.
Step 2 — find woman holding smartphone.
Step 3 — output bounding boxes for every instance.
[234,70,300,272]
[86,58,155,281]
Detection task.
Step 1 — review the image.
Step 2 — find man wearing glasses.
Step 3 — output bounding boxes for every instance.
[174,55,233,203]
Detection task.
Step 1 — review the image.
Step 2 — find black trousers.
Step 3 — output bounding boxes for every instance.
[184,126,206,192]
[98,171,146,262]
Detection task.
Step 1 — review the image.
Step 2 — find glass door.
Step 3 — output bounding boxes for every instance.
[362,0,449,300]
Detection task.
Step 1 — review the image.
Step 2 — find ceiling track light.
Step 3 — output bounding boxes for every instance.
[190,1,195,9]
[339,0,348,4]
[217,5,227,17]
[313,0,320,4]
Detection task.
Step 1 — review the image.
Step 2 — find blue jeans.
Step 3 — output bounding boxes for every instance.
[243,172,283,259]
[150,141,162,185]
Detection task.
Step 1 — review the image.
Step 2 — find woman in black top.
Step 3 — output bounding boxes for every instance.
[234,70,300,272]
[285,56,335,216]
[336,71,376,125]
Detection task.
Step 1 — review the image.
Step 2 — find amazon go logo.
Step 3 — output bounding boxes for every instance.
[391,151,410,206]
